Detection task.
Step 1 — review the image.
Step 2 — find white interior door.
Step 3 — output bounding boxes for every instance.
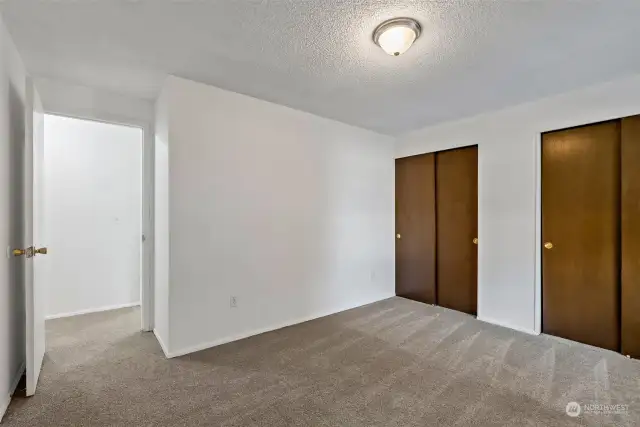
[24,77,46,396]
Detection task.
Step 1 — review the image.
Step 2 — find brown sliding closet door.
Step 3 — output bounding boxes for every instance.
[621,116,640,358]
[542,121,620,352]
[395,154,437,304]
[435,146,478,315]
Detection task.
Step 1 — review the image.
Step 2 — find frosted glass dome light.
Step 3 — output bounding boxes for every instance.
[373,17,421,56]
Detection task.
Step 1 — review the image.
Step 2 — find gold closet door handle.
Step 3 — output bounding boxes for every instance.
[12,248,26,257]
[544,242,553,249]
[396,234,401,239]
[35,247,48,255]
[472,238,478,245]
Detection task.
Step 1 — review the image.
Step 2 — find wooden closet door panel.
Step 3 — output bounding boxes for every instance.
[435,146,478,315]
[395,154,437,304]
[542,121,620,352]
[622,115,640,358]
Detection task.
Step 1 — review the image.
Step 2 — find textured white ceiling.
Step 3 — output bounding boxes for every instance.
[2,0,640,135]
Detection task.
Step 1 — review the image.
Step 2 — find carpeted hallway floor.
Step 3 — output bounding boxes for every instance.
[3,297,639,426]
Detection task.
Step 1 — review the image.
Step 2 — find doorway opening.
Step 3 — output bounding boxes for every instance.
[42,114,144,346]
[14,79,154,401]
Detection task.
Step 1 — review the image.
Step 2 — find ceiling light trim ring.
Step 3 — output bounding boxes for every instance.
[373,17,422,53]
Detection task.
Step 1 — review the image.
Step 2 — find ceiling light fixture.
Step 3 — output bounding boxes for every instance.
[373,17,421,56]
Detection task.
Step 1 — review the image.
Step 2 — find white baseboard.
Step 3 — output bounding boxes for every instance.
[46,302,141,320]
[165,294,395,358]
[153,329,170,358]
[0,361,26,423]
[477,316,539,336]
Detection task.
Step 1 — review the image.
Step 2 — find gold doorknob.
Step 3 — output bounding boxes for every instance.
[13,246,34,257]
[396,234,401,239]
[544,242,553,249]
[35,247,48,255]
[472,238,478,245]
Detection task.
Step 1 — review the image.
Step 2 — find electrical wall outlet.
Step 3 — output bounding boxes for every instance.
[230,296,238,308]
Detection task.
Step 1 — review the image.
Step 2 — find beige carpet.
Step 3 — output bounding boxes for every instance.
[3,297,639,426]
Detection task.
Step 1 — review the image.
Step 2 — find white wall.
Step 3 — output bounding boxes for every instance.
[34,78,156,331]
[158,76,395,357]
[43,114,142,318]
[396,73,640,335]
[0,14,28,422]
